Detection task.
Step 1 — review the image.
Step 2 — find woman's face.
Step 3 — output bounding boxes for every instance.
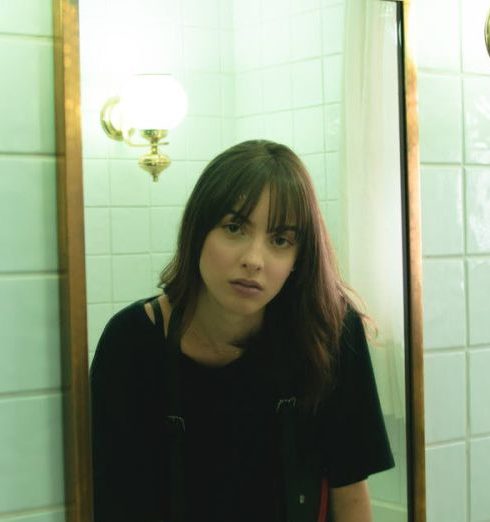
[198,185,298,319]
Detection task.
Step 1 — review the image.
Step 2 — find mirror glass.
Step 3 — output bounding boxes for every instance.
[79,0,407,519]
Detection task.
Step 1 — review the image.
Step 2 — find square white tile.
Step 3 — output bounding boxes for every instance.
[111,208,150,254]
[422,259,466,349]
[411,0,460,71]
[424,352,466,443]
[465,168,490,254]
[418,73,462,164]
[293,107,325,154]
[420,166,464,256]
[470,437,490,521]
[292,59,323,108]
[469,349,490,435]
[425,443,467,522]
[112,254,152,302]
[464,77,490,165]
[291,10,322,60]
[467,259,490,345]
[322,4,345,55]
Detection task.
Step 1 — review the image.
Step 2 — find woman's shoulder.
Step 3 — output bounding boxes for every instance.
[99,295,161,342]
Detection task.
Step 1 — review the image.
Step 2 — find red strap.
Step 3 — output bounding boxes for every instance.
[317,478,329,522]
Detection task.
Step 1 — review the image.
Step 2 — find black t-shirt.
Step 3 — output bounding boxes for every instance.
[90,297,394,522]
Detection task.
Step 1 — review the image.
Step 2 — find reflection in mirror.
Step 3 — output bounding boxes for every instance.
[79,0,408,520]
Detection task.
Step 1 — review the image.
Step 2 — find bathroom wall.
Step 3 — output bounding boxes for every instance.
[412,0,490,520]
[81,0,347,360]
[0,1,65,521]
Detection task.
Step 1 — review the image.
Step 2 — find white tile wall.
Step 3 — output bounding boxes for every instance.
[420,167,464,256]
[426,443,467,522]
[415,0,490,519]
[469,349,490,435]
[0,2,65,516]
[424,353,466,443]
[418,73,463,164]
[470,437,490,520]
[422,259,466,349]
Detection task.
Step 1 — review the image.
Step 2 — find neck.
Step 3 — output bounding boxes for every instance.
[188,287,264,349]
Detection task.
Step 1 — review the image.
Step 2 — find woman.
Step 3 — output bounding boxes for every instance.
[90,140,394,522]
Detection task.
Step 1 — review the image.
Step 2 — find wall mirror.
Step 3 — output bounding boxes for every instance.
[53,0,424,521]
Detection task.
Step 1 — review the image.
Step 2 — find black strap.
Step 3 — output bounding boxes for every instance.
[150,297,164,332]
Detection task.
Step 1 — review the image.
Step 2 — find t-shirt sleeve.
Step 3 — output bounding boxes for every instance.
[318,309,395,488]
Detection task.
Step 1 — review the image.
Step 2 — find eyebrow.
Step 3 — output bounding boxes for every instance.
[226,211,298,233]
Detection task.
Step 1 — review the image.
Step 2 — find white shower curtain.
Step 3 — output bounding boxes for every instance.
[343,0,405,419]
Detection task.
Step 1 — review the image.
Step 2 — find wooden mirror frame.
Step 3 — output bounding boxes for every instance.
[52,0,425,520]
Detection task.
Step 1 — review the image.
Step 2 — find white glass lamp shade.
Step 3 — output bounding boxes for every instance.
[119,74,188,131]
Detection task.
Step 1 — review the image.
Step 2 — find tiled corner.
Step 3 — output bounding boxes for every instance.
[467,259,490,346]
[185,71,223,117]
[321,4,345,55]
[235,70,263,117]
[293,106,325,154]
[463,77,490,165]
[422,259,466,349]
[417,73,462,164]
[183,26,221,72]
[234,25,261,71]
[0,157,58,272]
[424,352,466,444]
[292,59,323,108]
[465,168,490,254]
[291,10,322,60]
[0,0,53,36]
[469,349,490,435]
[0,395,65,512]
[411,0,460,71]
[426,443,467,522]
[111,208,150,254]
[420,166,464,256]
[0,276,61,394]
[461,0,490,74]
[0,39,55,154]
[112,254,152,302]
[470,437,490,521]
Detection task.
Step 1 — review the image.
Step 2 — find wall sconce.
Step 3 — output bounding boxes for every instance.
[100,74,188,181]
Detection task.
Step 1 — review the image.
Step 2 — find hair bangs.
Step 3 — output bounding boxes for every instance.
[267,166,309,242]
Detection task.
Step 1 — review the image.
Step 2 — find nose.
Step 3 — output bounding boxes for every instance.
[240,237,265,272]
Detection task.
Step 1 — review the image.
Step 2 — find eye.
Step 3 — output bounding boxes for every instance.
[223,222,243,235]
[272,235,294,248]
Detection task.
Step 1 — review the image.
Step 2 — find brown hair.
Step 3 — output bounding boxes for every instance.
[158,139,359,411]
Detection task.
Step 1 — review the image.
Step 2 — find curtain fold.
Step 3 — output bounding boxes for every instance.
[343,0,405,419]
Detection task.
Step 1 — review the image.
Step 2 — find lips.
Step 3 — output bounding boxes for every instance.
[230,279,264,290]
